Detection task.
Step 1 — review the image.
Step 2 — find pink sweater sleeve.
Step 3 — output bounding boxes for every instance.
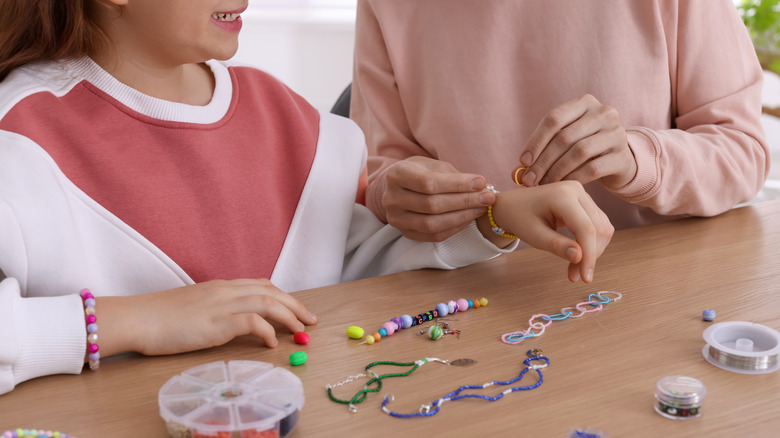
[613,0,769,216]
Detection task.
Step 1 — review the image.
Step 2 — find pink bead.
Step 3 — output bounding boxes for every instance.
[80,288,93,299]
[86,314,97,324]
[88,343,99,353]
[381,322,396,336]
[457,298,469,312]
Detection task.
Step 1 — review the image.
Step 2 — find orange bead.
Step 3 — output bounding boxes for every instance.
[472,299,481,309]
[372,332,382,342]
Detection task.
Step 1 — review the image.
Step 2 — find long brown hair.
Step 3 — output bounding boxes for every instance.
[0,0,107,81]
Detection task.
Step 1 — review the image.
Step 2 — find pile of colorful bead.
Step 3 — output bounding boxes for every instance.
[1,430,73,438]
[363,298,488,345]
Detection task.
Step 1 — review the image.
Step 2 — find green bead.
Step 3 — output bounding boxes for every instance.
[428,325,443,340]
[289,351,308,366]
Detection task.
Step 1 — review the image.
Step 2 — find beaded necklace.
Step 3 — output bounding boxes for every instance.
[501,291,621,344]
[326,357,477,412]
[381,349,549,418]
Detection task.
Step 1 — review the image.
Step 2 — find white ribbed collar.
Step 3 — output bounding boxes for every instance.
[65,57,233,124]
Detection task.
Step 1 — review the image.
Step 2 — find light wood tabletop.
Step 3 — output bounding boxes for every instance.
[2,200,779,438]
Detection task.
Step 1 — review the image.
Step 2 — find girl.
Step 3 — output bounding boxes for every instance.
[0,0,612,394]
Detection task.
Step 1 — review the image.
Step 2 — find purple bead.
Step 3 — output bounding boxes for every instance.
[390,317,402,331]
[447,300,458,314]
[89,352,101,361]
[87,323,98,333]
[435,303,449,317]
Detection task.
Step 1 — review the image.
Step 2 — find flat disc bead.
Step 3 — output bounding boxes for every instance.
[435,303,449,317]
[400,315,414,329]
[457,298,469,312]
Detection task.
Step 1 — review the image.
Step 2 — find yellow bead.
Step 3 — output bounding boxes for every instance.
[366,335,375,345]
[346,326,364,339]
[480,297,488,307]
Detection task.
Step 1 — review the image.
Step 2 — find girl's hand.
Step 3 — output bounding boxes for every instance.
[479,181,614,283]
[98,279,317,357]
[517,94,637,191]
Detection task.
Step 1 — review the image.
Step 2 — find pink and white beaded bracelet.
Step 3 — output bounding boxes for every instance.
[80,288,100,370]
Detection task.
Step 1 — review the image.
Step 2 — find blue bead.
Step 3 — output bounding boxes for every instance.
[435,303,448,317]
[400,314,413,328]
[467,299,474,308]
[378,328,388,337]
[702,309,716,321]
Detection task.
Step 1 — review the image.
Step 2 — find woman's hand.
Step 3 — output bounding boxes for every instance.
[98,279,317,357]
[478,181,614,283]
[382,156,495,242]
[518,94,637,191]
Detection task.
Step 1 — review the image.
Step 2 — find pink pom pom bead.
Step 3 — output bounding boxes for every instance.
[381,322,396,336]
[457,298,469,312]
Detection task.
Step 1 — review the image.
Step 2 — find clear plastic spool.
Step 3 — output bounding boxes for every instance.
[158,360,304,438]
[702,321,780,374]
[654,375,705,420]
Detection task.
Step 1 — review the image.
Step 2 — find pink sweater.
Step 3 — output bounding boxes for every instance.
[351,0,770,230]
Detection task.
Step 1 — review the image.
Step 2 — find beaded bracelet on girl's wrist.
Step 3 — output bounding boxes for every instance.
[80,288,100,371]
[485,184,518,240]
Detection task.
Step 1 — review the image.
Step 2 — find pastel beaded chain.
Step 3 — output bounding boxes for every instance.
[326,357,477,412]
[381,349,549,418]
[1,430,74,438]
[501,291,622,344]
[361,297,488,345]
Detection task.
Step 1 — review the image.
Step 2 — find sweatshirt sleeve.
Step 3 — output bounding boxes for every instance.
[612,0,770,216]
[0,198,86,395]
[351,1,432,223]
[341,205,517,284]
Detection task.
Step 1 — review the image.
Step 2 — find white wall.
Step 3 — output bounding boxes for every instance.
[231,4,356,111]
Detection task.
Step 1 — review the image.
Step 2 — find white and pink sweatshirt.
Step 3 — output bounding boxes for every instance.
[0,58,514,394]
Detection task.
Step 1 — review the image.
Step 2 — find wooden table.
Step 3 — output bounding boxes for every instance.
[2,200,779,437]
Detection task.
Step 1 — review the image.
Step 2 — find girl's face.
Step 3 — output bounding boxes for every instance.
[107,0,248,67]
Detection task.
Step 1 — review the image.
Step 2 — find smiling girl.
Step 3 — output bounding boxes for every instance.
[0,0,612,394]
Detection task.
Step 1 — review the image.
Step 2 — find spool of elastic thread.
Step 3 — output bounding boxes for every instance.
[654,375,706,420]
[702,321,780,374]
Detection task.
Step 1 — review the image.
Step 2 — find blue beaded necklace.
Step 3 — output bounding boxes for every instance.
[380,349,549,418]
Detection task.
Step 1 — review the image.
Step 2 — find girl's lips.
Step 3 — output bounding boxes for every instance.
[211,11,244,33]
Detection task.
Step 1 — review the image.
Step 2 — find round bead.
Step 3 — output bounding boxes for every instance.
[87,323,98,334]
[390,317,402,331]
[85,314,97,324]
[447,300,458,314]
[365,335,375,345]
[467,299,474,308]
[378,328,387,337]
[84,298,96,307]
[457,298,469,312]
[480,297,489,307]
[472,299,481,309]
[381,322,396,336]
[428,325,443,340]
[435,303,449,317]
[87,333,98,344]
[88,343,99,353]
[89,352,100,361]
[702,309,716,322]
[289,351,307,366]
[372,332,382,341]
[400,314,413,329]
[85,305,96,316]
[293,332,310,345]
[346,326,364,339]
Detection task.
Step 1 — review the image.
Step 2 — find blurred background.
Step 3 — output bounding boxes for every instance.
[232,0,779,203]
